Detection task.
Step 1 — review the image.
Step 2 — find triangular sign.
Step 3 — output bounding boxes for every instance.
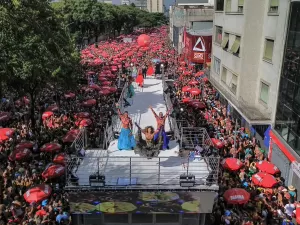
[193,37,206,52]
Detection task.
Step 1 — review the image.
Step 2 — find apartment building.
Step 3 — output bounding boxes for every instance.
[147,0,164,12]
[211,0,300,190]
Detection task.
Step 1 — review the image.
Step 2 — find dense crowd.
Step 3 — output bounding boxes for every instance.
[168,65,299,225]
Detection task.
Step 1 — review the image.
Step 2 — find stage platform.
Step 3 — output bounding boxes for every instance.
[68,148,218,190]
[66,79,219,191]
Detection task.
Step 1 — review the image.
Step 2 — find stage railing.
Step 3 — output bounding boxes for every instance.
[103,82,128,149]
[162,77,181,141]
[180,127,214,156]
[71,128,88,152]
[65,155,220,190]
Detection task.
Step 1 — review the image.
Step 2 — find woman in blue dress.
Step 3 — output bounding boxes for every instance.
[116,104,136,150]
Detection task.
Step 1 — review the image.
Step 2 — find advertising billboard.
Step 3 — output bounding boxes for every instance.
[69,191,215,214]
[185,32,212,64]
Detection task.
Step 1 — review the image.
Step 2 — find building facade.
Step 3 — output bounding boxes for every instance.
[147,0,164,12]
[211,0,300,190]
[270,1,300,191]
[169,5,214,53]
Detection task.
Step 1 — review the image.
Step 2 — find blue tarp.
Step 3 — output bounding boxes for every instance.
[264,125,271,148]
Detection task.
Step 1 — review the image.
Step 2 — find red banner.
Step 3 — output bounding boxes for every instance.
[184,33,212,64]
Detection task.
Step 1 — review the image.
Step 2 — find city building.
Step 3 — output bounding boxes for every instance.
[210,0,300,189]
[169,5,214,54]
[147,0,164,12]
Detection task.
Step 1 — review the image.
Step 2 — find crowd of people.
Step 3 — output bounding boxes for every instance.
[1,22,299,225]
[0,26,180,224]
[167,65,299,225]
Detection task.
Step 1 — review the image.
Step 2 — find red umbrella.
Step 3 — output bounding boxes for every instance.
[23,184,52,203]
[189,88,201,95]
[182,86,191,92]
[223,188,250,204]
[99,89,111,95]
[16,141,34,150]
[211,138,224,149]
[190,101,206,109]
[42,164,65,179]
[64,93,75,99]
[188,80,199,86]
[40,143,62,153]
[36,210,47,217]
[53,153,67,165]
[63,129,80,143]
[90,84,101,91]
[222,158,243,171]
[98,76,108,81]
[9,148,32,161]
[82,99,96,107]
[75,112,90,119]
[46,105,58,112]
[296,204,300,225]
[102,81,112,86]
[182,98,191,103]
[251,172,278,188]
[75,118,92,127]
[0,112,10,122]
[0,128,14,137]
[42,111,53,120]
[195,71,204,77]
[255,161,280,175]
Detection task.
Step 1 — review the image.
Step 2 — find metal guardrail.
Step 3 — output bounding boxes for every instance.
[162,77,181,141]
[103,82,128,149]
[180,127,214,155]
[65,155,220,190]
[71,128,88,151]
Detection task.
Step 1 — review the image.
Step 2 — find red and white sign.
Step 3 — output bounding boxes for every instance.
[184,32,212,64]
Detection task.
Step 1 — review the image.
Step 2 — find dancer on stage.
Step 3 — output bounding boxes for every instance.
[136,70,144,87]
[116,103,136,150]
[149,106,172,150]
[126,76,135,105]
[134,123,163,158]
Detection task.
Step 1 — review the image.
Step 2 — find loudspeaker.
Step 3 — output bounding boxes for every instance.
[89,174,106,187]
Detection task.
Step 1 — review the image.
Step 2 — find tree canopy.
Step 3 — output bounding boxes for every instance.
[51,0,168,43]
[0,0,80,128]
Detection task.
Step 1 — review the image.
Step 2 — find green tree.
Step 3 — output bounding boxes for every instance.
[0,0,80,130]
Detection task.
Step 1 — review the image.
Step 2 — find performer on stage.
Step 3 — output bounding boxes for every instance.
[136,70,144,87]
[116,103,136,150]
[134,123,163,158]
[126,76,135,105]
[149,106,172,150]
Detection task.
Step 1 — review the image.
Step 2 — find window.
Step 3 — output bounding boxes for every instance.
[263,39,274,61]
[238,0,244,12]
[226,0,231,12]
[221,67,227,83]
[213,56,221,75]
[215,26,223,44]
[260,82,270,104]
[221,33,229,49]
[230,36,241,56]
[269,0,279,13]
[231,74,238,94]
[216,0,224,11]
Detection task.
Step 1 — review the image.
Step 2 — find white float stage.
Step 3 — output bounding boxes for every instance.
[72,79,214,190]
